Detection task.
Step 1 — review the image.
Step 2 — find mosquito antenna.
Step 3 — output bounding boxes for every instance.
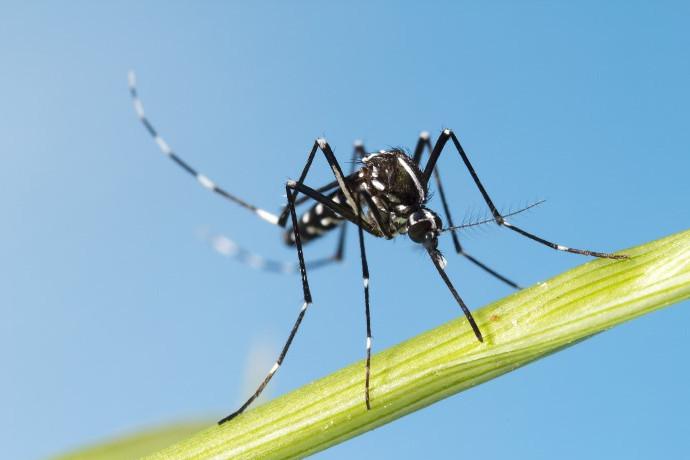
[428,248,483,342]
[442,199,546,233]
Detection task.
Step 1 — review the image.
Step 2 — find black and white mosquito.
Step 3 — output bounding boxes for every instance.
[128,71,627,425]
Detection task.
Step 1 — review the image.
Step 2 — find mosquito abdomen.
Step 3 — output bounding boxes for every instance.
[284,192,346,246]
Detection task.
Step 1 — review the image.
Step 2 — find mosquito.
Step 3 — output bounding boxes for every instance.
[127,71,627,425]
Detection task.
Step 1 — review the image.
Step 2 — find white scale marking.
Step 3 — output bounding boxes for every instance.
[385,193,400,204]
[366,337,372,349]
[397,156,425,200]
[301,213,311,224]
[332,165,357,211]
[269,362,280,375]
[435,253,448,270]
[212,236,238,256]
[246,254,266,269]
[154,136,172,155]
[306,226,326,235]
[371,179,385,191]
[315,203,324,215]
[133,99,145,119]
[557,244,569,251]
[197,174,215,190]
[127,70,137,87]
[256,209,279,225]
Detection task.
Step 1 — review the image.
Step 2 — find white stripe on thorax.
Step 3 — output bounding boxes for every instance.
[397,156,425,201]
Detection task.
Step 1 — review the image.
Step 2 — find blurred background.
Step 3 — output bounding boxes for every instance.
[1,2,689,459]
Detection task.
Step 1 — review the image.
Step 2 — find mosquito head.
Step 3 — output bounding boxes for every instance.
[407,208,442,249]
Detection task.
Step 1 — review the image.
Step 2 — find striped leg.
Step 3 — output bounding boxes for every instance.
[412,131,522,288]
[218,184,313,425]
[130,71,365,275]
[285,179,382,406]
[210,141,367,274]
[428,247,483,342]
[285,137,380,410]
[277,137,363,227]
[277,137,384,238]
[219,141,371,424]
[355,194,373,410]
[422,129,627,260]
[128,71,281,226]
[331,141,368,261]
[207,231,343,274]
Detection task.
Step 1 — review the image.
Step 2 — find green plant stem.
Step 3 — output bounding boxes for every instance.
[146,229,690,460]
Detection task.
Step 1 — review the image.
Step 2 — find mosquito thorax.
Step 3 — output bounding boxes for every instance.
[407,207,442,248]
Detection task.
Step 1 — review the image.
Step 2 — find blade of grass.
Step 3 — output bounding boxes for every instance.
[144,229,690,459]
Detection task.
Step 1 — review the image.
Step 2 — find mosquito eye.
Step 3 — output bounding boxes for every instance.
[408,222,429,243]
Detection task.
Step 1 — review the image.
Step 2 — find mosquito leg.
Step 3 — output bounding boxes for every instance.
[211,142,370,275]
[285,140,387,409]
[217,184,314,425]
[428,248,483,342]
[414,131,522,288]
[413,132,463,251]
[294,180,340,206]
[359,222,373,410]
[128,71,281,226]
[218,139,373,424]
[287,181,378,235]
[291,138,366,208]
[270,137,382,239]
[276,137,394,243]
[277,138,361,227]
[207,231,343,274]
[332,141,368,261]
[353,192,373,410]
[290,140,368,265]
[422,129,627,260]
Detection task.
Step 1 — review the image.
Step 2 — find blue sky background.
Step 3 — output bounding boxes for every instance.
[1,2,689,459]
